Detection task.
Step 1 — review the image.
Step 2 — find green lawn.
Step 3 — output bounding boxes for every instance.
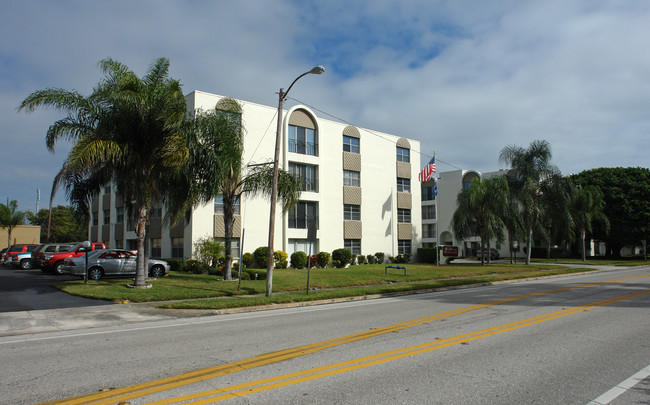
[54,262,596,310]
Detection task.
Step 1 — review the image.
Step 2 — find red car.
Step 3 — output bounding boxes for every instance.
[3,244,38,264]
[41,242,106,274]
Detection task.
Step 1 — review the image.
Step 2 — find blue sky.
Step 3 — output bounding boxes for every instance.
[1,0,649,213]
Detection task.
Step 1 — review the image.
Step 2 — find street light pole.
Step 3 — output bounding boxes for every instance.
[266,66,324,297]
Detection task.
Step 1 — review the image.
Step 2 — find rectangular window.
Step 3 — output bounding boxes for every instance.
[343,204,361,221]
[217,238,240,259]
[126,211,135,231]
[422,205,436,220]
[150,238,162,258]
[116,207,124,223]
[151,204,162,218]
[91,213,98,227]
[289,162,319,192]
[287,239,318,256]
[289,201,318,229]
[398,240,411,255]
[104,185,111,194]
[398,208,411,223]
[397,178,411,193]
[344,239,361,255]
[103,209,110,225]
[423,223,437,238]
[214,195,240,215]
[171,237,184,258]
[343,170,360,187]
[422,186,437,201]
[396,147,410,162]
[115,239,123,249]
[288,125,318,156]
[343,136,360,153]
[127,239,137,250]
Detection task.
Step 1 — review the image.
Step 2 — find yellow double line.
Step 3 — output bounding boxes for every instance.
[43,274,649,405]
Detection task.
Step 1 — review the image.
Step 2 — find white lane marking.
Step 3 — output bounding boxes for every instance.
[586,364,650,405]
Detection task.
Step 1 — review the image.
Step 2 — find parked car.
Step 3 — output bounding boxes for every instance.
[0,248,7,264]
[41,242,106,274]
[3,244,38,264]
[61,249,169,280]
[32,243,74,270]
[9,251,35,269]
[477,248,500,261]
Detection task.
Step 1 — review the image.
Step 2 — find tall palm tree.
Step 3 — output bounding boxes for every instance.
[0,200,26,248]
[166,99,301,280]
[539,174,574,259]
[451,176,509,265]
[499,140,559,264]
[569,185,609,261]
[19,57,188,287]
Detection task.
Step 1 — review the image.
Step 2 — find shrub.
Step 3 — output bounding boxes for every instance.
[357,255,366,265]
[316,251,331,268]
[193,237,225,267]
[244,269,266,280]
[242,252,253,267]
[374,252,385,264]
[253,246,268,268]
[366,254,376,264]
[274,250,288,269]
[417,248,437,263]
[393,253,410,263]
[332,248,352,268]
[290,251,308,269]
[165,258,184,272]
[184,259,210,274]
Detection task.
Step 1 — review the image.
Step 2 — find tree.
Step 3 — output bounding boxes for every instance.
[539,174,574,259]
[28,206,87,242]
[569,185,610,261]
[451,176,509,265]
[19,57,188,287]
[0,200,26,247]
[499,140,559,264]
[165,100,301,280]
[570,167,650,258]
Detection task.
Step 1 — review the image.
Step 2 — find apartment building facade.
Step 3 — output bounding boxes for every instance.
[90,90,423,261]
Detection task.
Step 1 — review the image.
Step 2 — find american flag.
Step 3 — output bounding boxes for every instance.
[418,155,436,182]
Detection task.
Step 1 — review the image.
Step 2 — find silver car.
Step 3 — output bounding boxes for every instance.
[61,249,169,280]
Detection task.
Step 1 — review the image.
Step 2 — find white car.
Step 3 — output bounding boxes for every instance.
[61,249,169,280]
[9,252,34,269]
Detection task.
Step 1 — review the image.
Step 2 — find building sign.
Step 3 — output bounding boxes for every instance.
[442,246,458,257]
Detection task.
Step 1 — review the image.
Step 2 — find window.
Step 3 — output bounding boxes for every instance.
[214,195,240,214]
[126,211,135,231]
[217,238,240,259]
[171,237,184,258]
[398,240,411,255]
[116,207,124,223]
[343,170,360,187]
[289,162,318,192]
[422,186,437,201]
[288,125,318,156]
[151,204,162,218]
[345,239,361,255]
[343,136,360,153]
[397,178,410,193]
[344,204,360,221]
[103,210,110,225]
[422,205,436,220]
[289,201,318,229]
[396,147,410,162]
[423,223,437,238]
[150,238,161,258]
[398,208,411,223]
[127,239,137,250]
[104,185,111,194]
[91,213,98,227]
[115,239,123,249]
[288,239,318,256]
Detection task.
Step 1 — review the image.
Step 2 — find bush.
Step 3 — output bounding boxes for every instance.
[253,246,268,268]
[244,269,266,280]
[357,255,366,265]
[242,252,253,267]
[332,248,352,268]
[184,259,211,274]
[193,237,225,267]
[393,253,410,264]
[165,258,184,272]
[274,250,288,269]
[374,252,385,264]
[417,248,437,263]
[290,251,308,269]
[316,251,331,268]
[366,254,376,264]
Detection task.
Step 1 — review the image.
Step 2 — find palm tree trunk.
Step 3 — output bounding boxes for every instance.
[526,228,533,265]
[134,205,148,287]
[581,229,586,262]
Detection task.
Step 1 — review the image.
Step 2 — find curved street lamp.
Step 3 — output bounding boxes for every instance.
[266,66,325,297]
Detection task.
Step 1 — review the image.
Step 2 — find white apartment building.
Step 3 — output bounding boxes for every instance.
[90,91,423,261]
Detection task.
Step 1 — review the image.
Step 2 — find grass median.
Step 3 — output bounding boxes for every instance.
[53,262,596,310]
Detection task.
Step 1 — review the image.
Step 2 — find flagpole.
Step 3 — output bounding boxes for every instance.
[432,151,440,266]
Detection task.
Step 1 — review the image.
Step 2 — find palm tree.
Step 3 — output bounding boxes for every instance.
[539,174,574,259]
[0,200,26,248]
[19,57,188,287]
[569,185,609,261]
[166,99,301,280]
[451,176,509,265]
[499,140,559,264]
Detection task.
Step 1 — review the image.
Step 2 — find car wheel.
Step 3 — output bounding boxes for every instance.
[20,259,32,270]
[54,261,65,275]
[88,267,103,280]
[150,265,165,278]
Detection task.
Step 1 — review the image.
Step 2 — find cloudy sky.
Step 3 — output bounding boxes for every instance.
[2,0,649,213]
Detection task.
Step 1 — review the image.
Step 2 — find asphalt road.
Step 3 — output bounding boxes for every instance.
[1,265,648,404]
[0,264,113,312]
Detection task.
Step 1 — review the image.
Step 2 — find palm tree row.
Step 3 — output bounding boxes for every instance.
[452,140,609,264]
